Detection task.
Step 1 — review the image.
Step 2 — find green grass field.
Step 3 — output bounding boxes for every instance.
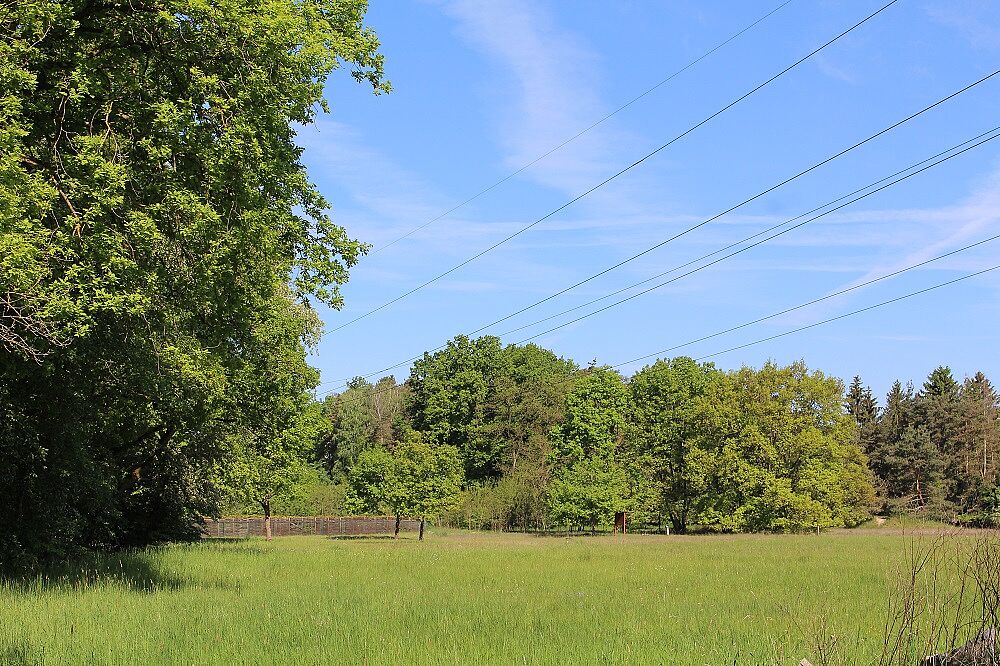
[0,528,979,665]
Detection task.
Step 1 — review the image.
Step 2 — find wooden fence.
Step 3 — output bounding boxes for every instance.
[201,516,421,538]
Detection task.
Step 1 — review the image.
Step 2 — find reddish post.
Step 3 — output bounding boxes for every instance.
[613,511,627,534]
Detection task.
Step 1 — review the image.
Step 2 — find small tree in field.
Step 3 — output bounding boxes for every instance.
[222,444,306,540]
[395,433,463,539]
[217,399,329,540]
[345,431,463,539]
[344,446,402,533]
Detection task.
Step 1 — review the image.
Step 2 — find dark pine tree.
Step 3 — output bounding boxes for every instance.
[845,375,879,455]
[917,366,965,510]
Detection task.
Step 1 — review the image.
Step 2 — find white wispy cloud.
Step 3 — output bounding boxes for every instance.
[830,165,1000,291]
[928,1,1000,51]
[434,0,655,211]
[298,119,465,247]
[814,54,856,84]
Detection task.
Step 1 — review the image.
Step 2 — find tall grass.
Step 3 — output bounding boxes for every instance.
[0,530,986,664]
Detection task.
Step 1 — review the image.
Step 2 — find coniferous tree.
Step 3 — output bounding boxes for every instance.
[846,375,880,456]
[960,372,1000,484]
[868,369,1000,520]
[917,366,965,511]
[956,373,1000,524]
[869,381,911,497]
[871,380,948,514]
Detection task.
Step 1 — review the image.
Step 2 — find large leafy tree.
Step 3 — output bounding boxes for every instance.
[629,357,722,533]
[700,362,876,532]
[407,337,576,530]
[408,336,576,483]
[546,366,632,530]
[0,0,387,566]
[408,335,510,479]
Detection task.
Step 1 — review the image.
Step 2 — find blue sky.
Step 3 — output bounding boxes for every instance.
[301,0,1000,400]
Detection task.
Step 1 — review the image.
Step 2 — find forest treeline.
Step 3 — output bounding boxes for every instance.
[311,335,1000,534]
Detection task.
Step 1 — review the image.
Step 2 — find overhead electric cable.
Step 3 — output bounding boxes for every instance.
[328,0,900,333]
[319,241,1000,399]
[688,264,1000,362]
[462,70,1000,339]
[504,129,1000,346]
[318,126,998,394]
[495,126,1000,338]
[318,76,999,390]
[371,0,796,254]
[613,235,1000,368]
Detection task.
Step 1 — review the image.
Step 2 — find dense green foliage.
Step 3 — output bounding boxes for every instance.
[408,335,577,481]
[0,0,387,566]
[329,336,994,534]
[851,368,1000,523]
[330,337,883,534]
[221,464,346,517]
[344,429,462,535]
[5,0,992,584]
[319,375,408,477]
[629,357,724,532]
[547,367,631,530]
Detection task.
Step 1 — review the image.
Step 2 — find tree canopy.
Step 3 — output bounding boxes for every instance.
[0,0,387,567]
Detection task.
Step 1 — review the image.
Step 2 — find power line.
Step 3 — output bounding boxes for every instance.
[318,76,999,390]
[319,242,1000,399]
[689,264,1000,362]
[370,0,796,255]
[466,70,999,339]
[614,235,1000,368]
[496,126,1000,338]
[505,129,1000,346]
[327,0,900,333]
[318,127,996,394]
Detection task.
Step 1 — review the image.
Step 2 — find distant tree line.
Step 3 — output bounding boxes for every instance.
[320,335,1000,535]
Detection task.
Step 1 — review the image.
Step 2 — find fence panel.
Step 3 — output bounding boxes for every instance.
[202,516,421,538]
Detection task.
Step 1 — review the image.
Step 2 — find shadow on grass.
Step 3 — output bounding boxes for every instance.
[194,537,269,555]
[2,545,235,595]
[0,638,34,666]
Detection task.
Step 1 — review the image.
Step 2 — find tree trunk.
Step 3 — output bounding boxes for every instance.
[394,513,401,538]
[670,511,686,535]
[419,517,425,540]
[262,499,272,541]
[985,414,990,480]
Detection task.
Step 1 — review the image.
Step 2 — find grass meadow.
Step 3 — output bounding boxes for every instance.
[0,526,984,665]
